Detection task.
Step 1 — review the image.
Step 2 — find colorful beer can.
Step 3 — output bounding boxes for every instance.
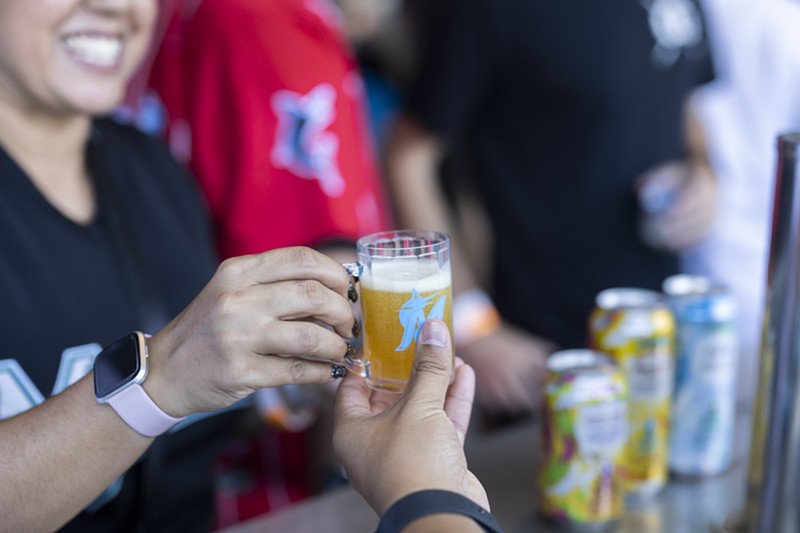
[588,288,675,501]
[663,274,738,477]
[539,350,628,531]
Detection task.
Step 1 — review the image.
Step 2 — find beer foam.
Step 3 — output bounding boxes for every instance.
[362,259,451,293]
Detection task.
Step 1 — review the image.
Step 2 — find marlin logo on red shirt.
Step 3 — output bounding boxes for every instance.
[270,83,345,197]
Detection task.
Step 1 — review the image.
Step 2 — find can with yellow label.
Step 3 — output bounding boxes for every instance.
[588,288,675,502]
[538,349,628,530]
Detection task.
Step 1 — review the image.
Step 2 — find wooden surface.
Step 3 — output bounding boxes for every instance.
[220,413,750,533]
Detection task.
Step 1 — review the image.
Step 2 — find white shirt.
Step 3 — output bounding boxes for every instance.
[685,0,800,402]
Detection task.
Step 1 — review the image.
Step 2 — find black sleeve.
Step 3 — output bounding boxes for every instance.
[405,0,499,146]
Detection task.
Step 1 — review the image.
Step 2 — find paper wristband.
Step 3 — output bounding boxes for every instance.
[376,490,502,533]
[453,289,501,347]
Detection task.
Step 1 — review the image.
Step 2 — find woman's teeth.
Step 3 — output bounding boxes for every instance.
[63,34,122,68]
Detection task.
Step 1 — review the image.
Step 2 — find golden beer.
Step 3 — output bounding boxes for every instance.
[361,261,453,390]
[359,259,453,391]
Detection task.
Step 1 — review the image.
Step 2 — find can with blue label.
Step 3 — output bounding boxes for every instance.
[662,274,738,477]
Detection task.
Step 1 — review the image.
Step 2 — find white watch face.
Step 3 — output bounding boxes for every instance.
[94,332,147,402]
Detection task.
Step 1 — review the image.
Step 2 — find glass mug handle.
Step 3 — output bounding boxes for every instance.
[341,262,368,377]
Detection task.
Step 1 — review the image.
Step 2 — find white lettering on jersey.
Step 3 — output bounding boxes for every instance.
[641,0,703,69]
[1,345,251,425]
[0,360,45,419]
[0,343,100,419]
[52,343,102,395]
[270,83,346,197]
[0,343,252,512]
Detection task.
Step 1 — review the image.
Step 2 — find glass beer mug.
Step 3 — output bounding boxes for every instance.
[343,230,453,392]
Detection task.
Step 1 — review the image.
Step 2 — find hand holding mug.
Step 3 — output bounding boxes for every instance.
[333,319,488,516]
[342,230,453,392]
[143,247,357,418]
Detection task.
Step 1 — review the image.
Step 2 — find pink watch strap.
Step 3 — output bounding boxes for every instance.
[107,383,185,437]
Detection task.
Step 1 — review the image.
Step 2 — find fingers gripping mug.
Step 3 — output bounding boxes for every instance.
[343,230,453,392]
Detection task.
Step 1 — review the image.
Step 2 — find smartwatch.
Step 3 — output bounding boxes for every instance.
[93,331,184,437]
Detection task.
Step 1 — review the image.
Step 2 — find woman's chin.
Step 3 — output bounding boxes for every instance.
[61,90,125,117]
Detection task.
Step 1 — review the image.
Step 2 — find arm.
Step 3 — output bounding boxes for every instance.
[385,114,480,293]
[669,93,717,248]
[637,93,717,251]
[0,377,152,532]
[386,115,554,415]
[1,247,356,532]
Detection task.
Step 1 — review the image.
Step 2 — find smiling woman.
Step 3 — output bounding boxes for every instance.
[0,0,156,225]
[0,0,155,116]
[0,1,361,532]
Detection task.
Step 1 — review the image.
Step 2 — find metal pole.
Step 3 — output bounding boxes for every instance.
[741,132,800,532]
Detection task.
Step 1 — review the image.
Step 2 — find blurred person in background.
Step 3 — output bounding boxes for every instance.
[143,0,392,525]
[148,0,390,261]
[333,0,412,153]
[386,0,717,420]
[0,0,360,530]
[683,0,800,406]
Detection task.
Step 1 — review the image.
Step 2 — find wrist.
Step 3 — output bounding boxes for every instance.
[377,490,500,533]
[403,514,485,532]
[453,289,500,348]
[376,483,437,517]
[377,479,476,517]
[93,332,185,437]
[138,332,186,419]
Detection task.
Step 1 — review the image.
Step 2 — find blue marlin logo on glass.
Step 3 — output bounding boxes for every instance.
[395,289,447,351]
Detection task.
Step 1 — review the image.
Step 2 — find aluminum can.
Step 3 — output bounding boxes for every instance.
[588,288,675,501]
[663,274,738,477]
[538,350,628,531]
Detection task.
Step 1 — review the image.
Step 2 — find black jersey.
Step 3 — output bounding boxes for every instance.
[407,0,715,348]
[0,119,232,532]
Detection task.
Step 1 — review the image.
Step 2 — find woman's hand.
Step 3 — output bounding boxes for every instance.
[333,319,489,516]
[144,246,357,417]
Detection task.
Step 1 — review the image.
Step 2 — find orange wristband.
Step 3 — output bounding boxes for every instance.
[453,289,501,347]
[255,386,318,432]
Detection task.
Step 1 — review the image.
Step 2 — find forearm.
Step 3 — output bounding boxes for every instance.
[386,117,452,231]
[684,93,714,174]
[386,115,482,293]
[0,374,152,532]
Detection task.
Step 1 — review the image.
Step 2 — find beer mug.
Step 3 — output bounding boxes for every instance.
[343,230,453,392]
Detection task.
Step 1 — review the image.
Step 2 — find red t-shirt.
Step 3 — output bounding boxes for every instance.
[149,0,391,259]
[146,1,391,526]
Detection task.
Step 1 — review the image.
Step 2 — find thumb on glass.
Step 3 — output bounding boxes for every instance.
[404,319,455,407]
